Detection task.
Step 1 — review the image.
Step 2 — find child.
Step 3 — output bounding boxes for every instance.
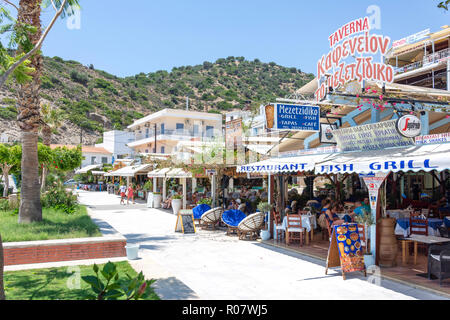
[119,184,127,205]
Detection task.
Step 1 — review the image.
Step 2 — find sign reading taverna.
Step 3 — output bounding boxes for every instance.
[332,120,414,152]
[265,103,320,132]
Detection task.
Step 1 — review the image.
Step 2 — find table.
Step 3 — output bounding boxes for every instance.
[398,234,450,265]
[386,210,411,220]
[395,218,444,237]
[281,215,317,245]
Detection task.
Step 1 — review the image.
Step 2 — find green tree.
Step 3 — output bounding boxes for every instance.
[0,144,21,197]
[438,0,449,10]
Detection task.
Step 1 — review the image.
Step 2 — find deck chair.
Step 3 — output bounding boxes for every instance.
[238,212,265,240]
[222,209,247,236]
[200,207,223,230]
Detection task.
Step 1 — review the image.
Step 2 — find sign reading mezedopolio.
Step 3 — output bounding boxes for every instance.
[264,103,320,131]
[326,223,367,280]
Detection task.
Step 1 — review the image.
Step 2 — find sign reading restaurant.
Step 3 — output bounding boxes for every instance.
[315,16,395,101]
[265,104,320,132]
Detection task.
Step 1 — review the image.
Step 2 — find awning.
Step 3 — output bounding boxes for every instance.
[147,167,192,178]
[237,153,332,174]
[315,143,450,174]
[91,171,106,175]
[75,164,102,174]
[105,164,153,177]
[147,167,172,178]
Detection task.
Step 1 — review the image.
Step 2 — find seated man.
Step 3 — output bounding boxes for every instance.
[162,195,172,209]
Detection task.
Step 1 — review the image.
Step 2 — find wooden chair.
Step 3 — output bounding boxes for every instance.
[273,210,285,242]
[285,214,305,246]
[238,212,265,240]
[410,217,429,259]
[201,207,223,230]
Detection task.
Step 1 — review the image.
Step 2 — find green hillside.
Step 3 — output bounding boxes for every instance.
[1,55,314,138]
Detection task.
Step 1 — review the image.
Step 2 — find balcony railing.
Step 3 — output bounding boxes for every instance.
[394,48,450,75]
[134,129,215,142]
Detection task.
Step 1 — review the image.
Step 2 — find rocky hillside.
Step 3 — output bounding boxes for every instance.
[0,56,314,145]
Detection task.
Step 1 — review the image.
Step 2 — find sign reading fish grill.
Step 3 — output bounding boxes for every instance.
[315,16,395,101]
[265,103,320,132]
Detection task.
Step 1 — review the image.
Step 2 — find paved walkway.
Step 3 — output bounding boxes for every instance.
[78,190,447,300]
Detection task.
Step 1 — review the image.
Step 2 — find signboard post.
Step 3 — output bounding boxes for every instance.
[326,223,367,280]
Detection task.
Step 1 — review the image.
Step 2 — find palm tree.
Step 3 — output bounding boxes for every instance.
[40,103,66,190]
[16,0,79,223]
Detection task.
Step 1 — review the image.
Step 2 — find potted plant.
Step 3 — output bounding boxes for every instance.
[257,202,272,241]
[172,194,183,215]
[354,212,376,268]
[153,192,162,208]
[198,197,212,206]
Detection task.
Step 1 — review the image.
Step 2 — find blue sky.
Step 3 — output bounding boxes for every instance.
[35,0,449,77]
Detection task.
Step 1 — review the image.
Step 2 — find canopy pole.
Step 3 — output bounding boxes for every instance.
[163,178,167,202]
[182,177,187,209]
[268,173,271,236]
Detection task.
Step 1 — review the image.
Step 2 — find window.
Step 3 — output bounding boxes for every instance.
[193,124,199,136]
[161,146,165,154]
[91,157,97,164]
[161,123,165,134]
[145,149,149,153]
[176,123,184,134]
[101,157,108,164]
[206,126,214,137]
[145,128,149,138]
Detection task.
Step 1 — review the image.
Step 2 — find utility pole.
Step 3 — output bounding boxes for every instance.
[154,123,157,153]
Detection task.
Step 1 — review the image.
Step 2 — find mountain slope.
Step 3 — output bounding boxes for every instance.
[0,56,314,145]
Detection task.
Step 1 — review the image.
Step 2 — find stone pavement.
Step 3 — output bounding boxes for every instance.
[78,190,448,300]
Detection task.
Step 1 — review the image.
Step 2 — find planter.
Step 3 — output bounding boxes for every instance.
[379,217,398,267]
[260,229,270,241]
[364,254,375,268]
[153,194,162,208]
[172,199,182,215]
[125,243,140,260]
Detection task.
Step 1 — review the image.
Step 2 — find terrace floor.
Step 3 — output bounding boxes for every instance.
[262,230,450,297]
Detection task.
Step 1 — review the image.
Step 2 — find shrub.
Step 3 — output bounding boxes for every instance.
[70,70,89,86]
[197,197,212,206]
[41,182,78,214]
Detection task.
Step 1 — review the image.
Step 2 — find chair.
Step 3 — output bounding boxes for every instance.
[285,214,305,246]
[192,204,211,226]
[410,217,428,236]
[421,208,430,218]
[222,209,247,235]
[428,243,450,286]
[200,207,223,230]
[273,210,285,242]
[238,212,265,240]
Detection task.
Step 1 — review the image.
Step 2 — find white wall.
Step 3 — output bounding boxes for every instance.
[82,152,113,167]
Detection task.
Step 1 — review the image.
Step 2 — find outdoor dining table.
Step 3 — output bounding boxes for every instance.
[386,209,411,220]
[398,234,450,265]
[395,218,444,237]
[281,215,317,245]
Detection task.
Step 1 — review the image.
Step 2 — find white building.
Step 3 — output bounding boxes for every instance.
[95,130,135,160]
[126,108,223,156]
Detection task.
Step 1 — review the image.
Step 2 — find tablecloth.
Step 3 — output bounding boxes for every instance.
[395,218,444,237]
[281,215,317,233]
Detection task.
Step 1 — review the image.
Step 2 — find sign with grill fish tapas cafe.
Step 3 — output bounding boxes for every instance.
[315,16,394,101]
[265,103,320,132]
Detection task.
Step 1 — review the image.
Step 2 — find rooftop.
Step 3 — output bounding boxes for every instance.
[50,144,112,154]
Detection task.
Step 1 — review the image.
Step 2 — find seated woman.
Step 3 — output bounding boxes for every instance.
[326,203,346,227]
[162,195,172,209]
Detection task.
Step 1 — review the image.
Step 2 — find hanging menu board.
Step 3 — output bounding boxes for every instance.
[326,223,366,280]
[175,210,196,234]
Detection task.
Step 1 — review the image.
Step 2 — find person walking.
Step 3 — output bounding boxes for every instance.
[127,184,135,205]
[119,184,127,205]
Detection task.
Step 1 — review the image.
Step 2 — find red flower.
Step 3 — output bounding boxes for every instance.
[55,166,59,169]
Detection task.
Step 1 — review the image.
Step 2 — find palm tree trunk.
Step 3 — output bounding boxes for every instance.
[0,233,5,300]
[41,126,52,191]
[2,170,9,198]
[17,0,43,223]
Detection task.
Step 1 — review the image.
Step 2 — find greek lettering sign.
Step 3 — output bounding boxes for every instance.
[396,115,421,138]
[333,120,414,152]
[265,103,320,131]
[315,16,394,101]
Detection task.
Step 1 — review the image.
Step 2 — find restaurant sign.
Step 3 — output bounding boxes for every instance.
[315,16,394,101]
[265,103,320,132]
[396,115,421,138]
[332,119,414,152]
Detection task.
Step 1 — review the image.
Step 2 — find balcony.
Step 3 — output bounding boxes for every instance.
[394,48,450,75]
[130,128,216,147]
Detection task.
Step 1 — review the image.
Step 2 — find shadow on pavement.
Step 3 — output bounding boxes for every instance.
[153,277,200,300]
